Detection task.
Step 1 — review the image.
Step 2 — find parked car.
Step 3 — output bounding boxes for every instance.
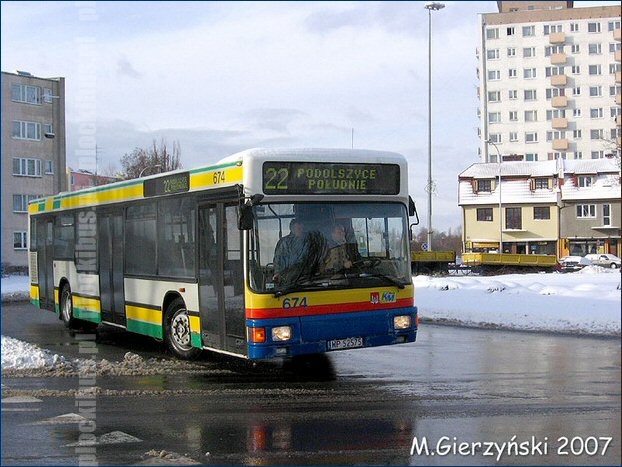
[557,256,591,273]
[584,253,621,269]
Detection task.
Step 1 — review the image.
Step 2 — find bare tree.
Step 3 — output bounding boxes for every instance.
[121,138,182,179]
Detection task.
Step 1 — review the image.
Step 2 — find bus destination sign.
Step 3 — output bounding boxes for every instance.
[262,162,400,195]
[144,171,190,197]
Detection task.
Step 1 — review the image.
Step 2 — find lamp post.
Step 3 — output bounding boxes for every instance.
[424,1,445,252]
[486,139,503,253]
[139,164,162,177]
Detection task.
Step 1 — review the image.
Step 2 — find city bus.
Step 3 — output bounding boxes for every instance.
[29,148,418,360]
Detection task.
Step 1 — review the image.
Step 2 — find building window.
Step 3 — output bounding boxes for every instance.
[525,153,538,161]
[591,151,604,159]
[587,22,601,33]
[11,121,41,140]
[509,111,518,121]
[45,160,54,174]
[609,20,621,31]
[572,87,581,97]
[14,232,28,250]
[508,90,517,100]
[43,123,55,137]
[12,158,42,177]
[487,49,500,60]
[590,129,603,140]
[588,43,602,55]
[524,89,537,101]
[545,66,564,77]
[524,110,537,122]
[571,65,581,75]
[590,108,603,119]
[505,207,522,230]
[603,204,611,226]
[506,27,515,36]
[488,112,501,124]
[489,133,502,144]
[544,24,562,35]
[486,28,499,39]
[589,86,602,97]
[488,91,501,102]
[11,84,42,104]
[571,44,580,54]
[576,204,596,218]
[533,178,549,190]
[488,70,500,80]
[573,130,582,139]
[522,26,535,37]
[509,132,518,142]
[523,47,536,58]
[611,85,622,97]
[525,132,538,143]
[508,68,517,78]
[12,194,41,213]
[578,176,593,187]
[476,179,492,193]
[507,47,516,57]
[523,68,537,79]
[588,65,602,76]
[477,208,493,222]
[533,206,550,220]
[574,151,583,159]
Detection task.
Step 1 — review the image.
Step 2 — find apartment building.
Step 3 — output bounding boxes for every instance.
[477,1,621,163]
[459,158,620,257]
[1,71,67,270]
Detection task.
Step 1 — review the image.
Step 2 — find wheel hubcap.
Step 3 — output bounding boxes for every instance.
[171,312,191,349]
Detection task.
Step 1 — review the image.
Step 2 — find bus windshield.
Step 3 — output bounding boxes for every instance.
[249,202,411,295]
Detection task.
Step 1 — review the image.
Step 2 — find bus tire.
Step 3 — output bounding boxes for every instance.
[164,298,201,360]
[60,285,76,329]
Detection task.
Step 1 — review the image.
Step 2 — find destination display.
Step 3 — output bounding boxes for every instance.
[262,162,400,195]
[144,171,190,197]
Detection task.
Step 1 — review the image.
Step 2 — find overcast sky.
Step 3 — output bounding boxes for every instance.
[2,1,617,232]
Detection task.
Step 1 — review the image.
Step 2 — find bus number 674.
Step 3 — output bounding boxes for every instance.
[282,297,308,309]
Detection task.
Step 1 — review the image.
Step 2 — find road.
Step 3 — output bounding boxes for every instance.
[2,301,620,465]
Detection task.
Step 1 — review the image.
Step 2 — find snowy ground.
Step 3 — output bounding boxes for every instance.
[1,268,620,371]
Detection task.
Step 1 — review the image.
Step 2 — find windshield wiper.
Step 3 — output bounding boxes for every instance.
[359,273,406,289]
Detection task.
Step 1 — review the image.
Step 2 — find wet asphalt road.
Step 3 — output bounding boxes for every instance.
[1,301,621,465]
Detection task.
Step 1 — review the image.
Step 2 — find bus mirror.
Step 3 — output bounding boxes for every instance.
[238,194,264,230]
[408,196,419,223]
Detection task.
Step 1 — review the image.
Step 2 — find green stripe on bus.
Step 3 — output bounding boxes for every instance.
[31,298,40,307]
[74,308,101,323]
[127,319,163,339]
[191,333,202,348]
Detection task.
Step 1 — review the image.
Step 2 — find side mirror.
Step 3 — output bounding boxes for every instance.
[237,193,264,230]
[408,196,419,223]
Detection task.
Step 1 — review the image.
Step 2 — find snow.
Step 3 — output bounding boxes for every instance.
[1,268,620,370]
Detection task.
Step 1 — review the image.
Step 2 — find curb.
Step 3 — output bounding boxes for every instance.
[1,292,30,303]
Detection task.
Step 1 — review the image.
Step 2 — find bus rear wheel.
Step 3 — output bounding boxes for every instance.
[164,298,201,360]
[60,285,76,329]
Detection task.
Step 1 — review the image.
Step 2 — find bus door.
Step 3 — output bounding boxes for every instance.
[198,203,246,355]
[35,218,55,309]
[98,209,125,325]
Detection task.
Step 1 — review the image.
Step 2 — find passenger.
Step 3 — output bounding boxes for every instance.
[322,224,353,273]
[273,219,308,284]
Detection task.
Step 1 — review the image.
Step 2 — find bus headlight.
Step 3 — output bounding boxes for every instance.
[393,315,411,330]
[271,326,293,342]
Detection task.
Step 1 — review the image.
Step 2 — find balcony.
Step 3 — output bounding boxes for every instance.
[551,74,567,86]
[551,95,568,108]
[617,94,621,105]
[614,28,621,42]
[549,32,566,44]
[552,117,568,129]
[617,71,621,84]
[552,139,569,151]
[550,53,567,65]
[616,49,621,63]
[617,115,621,127]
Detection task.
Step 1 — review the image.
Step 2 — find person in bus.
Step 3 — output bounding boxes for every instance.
[322,223,354,273]
[273,219,309,284]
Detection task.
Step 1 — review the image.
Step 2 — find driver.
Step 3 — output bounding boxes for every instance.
[321,224,353,273]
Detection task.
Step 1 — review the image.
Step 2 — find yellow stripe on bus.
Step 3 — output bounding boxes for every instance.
[126,304,162,326]
[189,315,201,335]
[73,295,101,313]
[190,166,243,190]
[30,285,40,301]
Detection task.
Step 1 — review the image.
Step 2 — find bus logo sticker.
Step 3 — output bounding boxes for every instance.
[370,292,380,304]
[382,292,396,303]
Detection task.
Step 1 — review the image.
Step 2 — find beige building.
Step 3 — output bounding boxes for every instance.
[1,71,67,270]
[477,1,621,163]
[459,158,620,257]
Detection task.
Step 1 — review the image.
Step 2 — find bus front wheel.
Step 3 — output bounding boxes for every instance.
[164,298,201,360]
[60,285,76,329]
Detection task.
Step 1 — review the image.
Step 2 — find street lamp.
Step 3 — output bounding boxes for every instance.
[424,1,445,252]
[139,164,162,177]
[486,139,503,253]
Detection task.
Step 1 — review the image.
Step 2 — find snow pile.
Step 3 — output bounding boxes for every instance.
[2,335,66,369]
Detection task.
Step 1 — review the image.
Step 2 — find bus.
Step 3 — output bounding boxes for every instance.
[29,148,418,360]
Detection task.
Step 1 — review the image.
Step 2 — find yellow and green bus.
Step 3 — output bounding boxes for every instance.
[29,148,418,360]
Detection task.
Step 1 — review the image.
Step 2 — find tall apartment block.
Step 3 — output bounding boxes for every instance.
[1,71,67,270]
[477,1,621,163]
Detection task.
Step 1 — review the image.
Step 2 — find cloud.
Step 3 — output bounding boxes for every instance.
[116,57,142,79]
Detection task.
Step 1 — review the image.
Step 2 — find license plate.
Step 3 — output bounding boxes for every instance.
[327,337,364,350]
